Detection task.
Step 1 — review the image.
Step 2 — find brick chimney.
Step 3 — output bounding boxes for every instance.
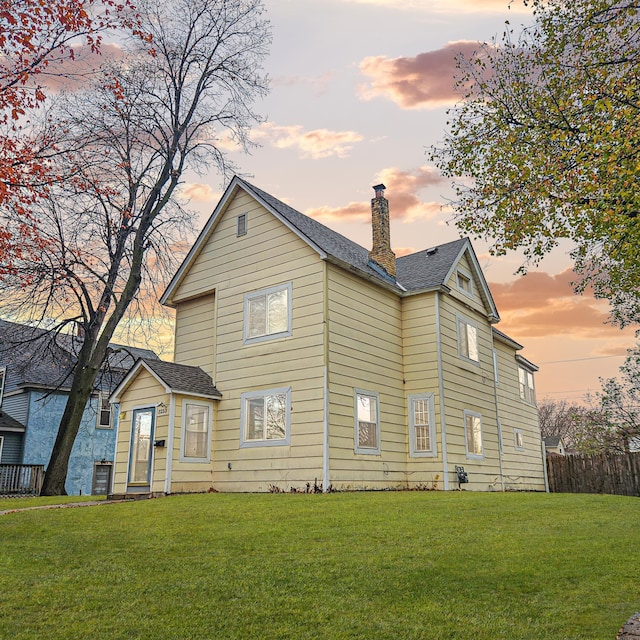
[368,183,396,279]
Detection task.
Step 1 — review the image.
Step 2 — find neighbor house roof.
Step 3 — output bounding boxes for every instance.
[162,176,500,321]
[111,357,221,403]
[0,319,158,395]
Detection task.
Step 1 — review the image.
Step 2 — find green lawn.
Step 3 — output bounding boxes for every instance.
[0,492,638,639]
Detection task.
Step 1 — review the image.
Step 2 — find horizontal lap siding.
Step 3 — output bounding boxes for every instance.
[402,294,443,485]
[174,295,216,378]
[169,395,216,492]
[174,191,326,492]
[494,340,545,490]
[439,295,503,490]
[112,370,169,494]
[327,266,405,489]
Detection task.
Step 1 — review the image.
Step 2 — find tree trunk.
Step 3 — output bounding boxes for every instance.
[40,359,102,495]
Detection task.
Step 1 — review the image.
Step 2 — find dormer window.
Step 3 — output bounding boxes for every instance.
[237,213,247,237]
[456,269,473,297]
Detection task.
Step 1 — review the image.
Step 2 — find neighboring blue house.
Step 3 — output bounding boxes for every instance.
[0,319,157,495]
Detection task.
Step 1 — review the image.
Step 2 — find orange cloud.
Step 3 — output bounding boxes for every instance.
[307,166,445,223]
[490,270,625,339]
[253,122,363,159]
[359,41,483,109]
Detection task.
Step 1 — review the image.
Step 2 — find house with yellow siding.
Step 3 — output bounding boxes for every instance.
[110,177,545,495]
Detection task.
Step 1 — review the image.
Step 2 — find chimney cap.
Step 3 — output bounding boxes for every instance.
[372,183,386,193]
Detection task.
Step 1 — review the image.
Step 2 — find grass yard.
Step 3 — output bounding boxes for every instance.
[0,491,638,639]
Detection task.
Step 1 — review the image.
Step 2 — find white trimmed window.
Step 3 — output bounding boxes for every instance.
[408,393,436,457]
[240,387,291,447]
[457,316,479,363]
[237,213,247,236]
[518,367,536,405]
[354,390,380,454]
[181,401,212,461]
[0,366,5,406]
[96,392,113,429]
[464,410,484,459]
[514,428,525,451]
[456,269,473,297]
[243,283,292,345]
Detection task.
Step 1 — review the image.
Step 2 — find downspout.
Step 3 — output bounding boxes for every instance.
[164,393,176,495]
[322,261,330,492]
[435,292,450,490]
[492,351,505,491]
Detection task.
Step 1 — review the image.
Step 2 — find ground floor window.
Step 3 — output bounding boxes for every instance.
[514,428,525,451]
[464,410,483,459]
[181,401,212,461]
[408,393,436,457]
[355,389,380,454]
[240,387,291,447]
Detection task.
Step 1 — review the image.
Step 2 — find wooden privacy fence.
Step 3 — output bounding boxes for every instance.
[0,464,45,496]
[547,452,640,496]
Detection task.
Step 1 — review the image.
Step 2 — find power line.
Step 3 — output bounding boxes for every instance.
[537,354,627,365]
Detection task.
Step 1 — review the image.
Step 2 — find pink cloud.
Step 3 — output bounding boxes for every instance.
[181,183,219,203]
[359,40,483,109]
[490,270,628,339]
[253,123,363,159]
[307,166,445,223]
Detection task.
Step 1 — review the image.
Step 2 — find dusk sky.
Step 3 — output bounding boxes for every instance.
[175,0,637,404]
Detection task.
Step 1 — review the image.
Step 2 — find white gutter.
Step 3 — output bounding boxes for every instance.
[435,292,450,490]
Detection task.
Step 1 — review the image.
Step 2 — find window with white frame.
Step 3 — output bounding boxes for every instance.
[354,390,380,454]
[464,410,484,459]
[514,428,525,451]
[96,392,113,429]
[181,401,212,460]
[237,213,247,236]
[0,366,5,407]
[240,387,291,447]
[408,393,436,457]
[456,269,473,297]
[457,316,479,363]
[243,283,292,344]
[518,367,536,404]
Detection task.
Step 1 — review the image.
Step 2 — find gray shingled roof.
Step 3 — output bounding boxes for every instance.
[140,358,221,398]
[0,409,25,431]
[544,436,563,448]
[395,239,468,291]
[0,319,158,394]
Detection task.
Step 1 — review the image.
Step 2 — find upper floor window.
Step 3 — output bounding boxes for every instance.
[457,316,479,363]
[354,390,380,455]
[408,393,436,457]
[96,392,113,429]
[518,367,536,405]
[240,387,291,447]
[181,401,212,461]
[456,269,473,297]
[237,213,247,237]
[243,283,292,345]
[0,366,5,407]
[464,410,484,459]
